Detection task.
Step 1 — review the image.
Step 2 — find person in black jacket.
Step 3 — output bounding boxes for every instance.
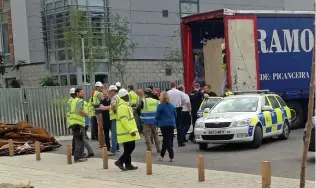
[203,84,217,97]
[100,89,111,150]
[189,83,203,142]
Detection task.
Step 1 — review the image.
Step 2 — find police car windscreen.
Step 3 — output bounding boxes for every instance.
[211,97,259,113]
[200,98,222,110]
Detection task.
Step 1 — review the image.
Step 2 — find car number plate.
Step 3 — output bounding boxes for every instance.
[208,130,226,135]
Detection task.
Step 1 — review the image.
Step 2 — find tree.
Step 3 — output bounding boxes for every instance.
[161,27,183,79]
[105,13,137,84]
[40,75,59,86]
[63,9,104,81]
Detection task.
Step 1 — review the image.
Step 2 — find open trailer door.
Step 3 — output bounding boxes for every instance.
[224,15,260,91]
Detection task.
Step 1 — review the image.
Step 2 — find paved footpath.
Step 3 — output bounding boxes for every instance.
[0,153,315,188]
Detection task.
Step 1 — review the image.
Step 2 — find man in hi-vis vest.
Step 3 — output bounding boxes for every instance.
[221,42,227,95]
[69,88,89,163]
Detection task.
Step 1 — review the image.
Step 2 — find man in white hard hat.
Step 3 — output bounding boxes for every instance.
[114,88,140,171]
[115,82,122,91]
[91,81,105,148]
[221,42,227,95]
[67,88,76,155]
[108,84,121,155]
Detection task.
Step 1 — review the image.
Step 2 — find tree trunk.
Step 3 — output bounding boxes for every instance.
[299,48,315,188]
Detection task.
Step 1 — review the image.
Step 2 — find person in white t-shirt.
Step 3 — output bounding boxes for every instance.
[167,81,186,147]
[178,85,191,143]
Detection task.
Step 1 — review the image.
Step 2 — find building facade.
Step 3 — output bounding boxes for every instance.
[0,0,314,88]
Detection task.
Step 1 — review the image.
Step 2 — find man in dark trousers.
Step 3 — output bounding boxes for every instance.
[101,89,111,150]
[189,83,203,142]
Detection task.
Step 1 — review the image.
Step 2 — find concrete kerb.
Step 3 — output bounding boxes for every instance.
[1,153,315,188]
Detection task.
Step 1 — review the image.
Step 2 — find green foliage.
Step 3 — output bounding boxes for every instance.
[106,13,137,83]
[40,76,59,86]
[63,9,104,74]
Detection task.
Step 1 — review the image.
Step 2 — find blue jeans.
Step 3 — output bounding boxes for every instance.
[110,120,118,153]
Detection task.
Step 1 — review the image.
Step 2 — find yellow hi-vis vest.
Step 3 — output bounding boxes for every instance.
[88,97,95,116]
[225,91,233,96]
[116,101,140,143]
[128,90,139,106]
[140,98,159,125]
[92,90,102,106]
[66,97,74,127]
[221,53,226,72]
[110,95,121,120]
[69,98,85,127]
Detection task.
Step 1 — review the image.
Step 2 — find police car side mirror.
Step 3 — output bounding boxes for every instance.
[204,108,211,113]
[262,106,273,111]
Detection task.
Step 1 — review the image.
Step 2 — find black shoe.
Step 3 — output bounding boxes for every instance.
[178,143,185,147]
[114,161,126,171]
[184,139,188,143]
[87,153,95,158]
[125,165,138,171]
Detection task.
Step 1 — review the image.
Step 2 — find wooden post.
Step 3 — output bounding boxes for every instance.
[102,147,108,169]
[35,141,41,161]
[9,139,14,157]
[262,161,271,188]
[66,144,72,164]
[198,155,205,182]
[146,151,152,175]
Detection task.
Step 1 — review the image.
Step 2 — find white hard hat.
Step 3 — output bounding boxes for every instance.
[70,88,75,94]
[221,43,225,50]
[95,81,103,87]
[108,85,118,91]
[115,82,122,87]
[118,88,128,97]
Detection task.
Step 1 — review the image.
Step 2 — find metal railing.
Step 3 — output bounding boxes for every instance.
[0,80,183,136]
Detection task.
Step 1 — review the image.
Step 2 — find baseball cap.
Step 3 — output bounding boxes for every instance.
[108,85,118,91]
[95,81,103,87]
[115,82,122,87]
[118,88,128,97]
[70,88,75,94]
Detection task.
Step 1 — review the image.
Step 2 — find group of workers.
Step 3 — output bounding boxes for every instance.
[66,80,232,170]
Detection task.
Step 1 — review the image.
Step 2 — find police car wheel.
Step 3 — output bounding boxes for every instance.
[279,121,290,140]
[250,126,262,149]
[199,143,208,150]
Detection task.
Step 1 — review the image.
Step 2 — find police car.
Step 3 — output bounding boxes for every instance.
[197,97,223,118]
[194,90,292,150]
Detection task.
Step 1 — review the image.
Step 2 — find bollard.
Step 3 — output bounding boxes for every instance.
[261,161,271,188]
[66,144,72,164]
[198,155,205,182]
[146,151,152,175]
[102,147,108,169]
[9,139,14,157]
[35,141,41,161]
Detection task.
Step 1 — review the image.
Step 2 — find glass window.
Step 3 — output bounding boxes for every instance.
[60,75,68,86]
[275,96,287,107]
[46,3,54,10]
[180,3,198,17]
[57,40,65,48]
[70,74,77,85]
[50,64,58,73]
[264,97,270,107]
[200,98,222,110]
[59,63,67,73]
[58,50,66,61]
[95,74,108,84]
[267,96,280,109]
[77,0,87,5]
[55,1,62,8]
[67,49,72,60]
[2,23,9,54]
[3,0,10,10]
[3,54,9,65]
[68,63,76,73]
[88,0,104,6]
[211,97,259,113]
[49,51,56,63]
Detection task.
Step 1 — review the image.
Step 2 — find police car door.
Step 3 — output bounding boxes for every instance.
[267,95,284,134]
[262,96,274,136]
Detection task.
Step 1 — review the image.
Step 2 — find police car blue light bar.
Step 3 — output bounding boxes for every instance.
[233,90,270,94]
